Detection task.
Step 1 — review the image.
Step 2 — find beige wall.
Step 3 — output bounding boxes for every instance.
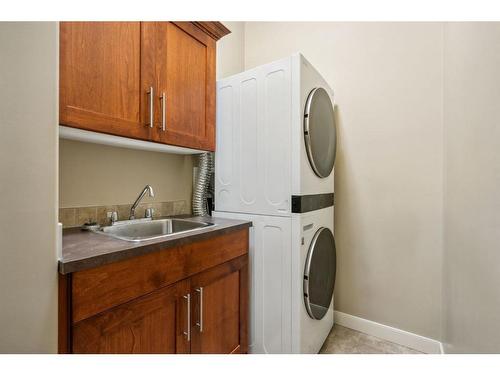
[244,22,444,339]
[217,22,245,79]
[0,22,58,353]
[443,23,500,353]
[59,140,193,208]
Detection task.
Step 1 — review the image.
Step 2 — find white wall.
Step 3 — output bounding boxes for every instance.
[243,22,444,339]
[443,23,500,353]
[0,22,58,353]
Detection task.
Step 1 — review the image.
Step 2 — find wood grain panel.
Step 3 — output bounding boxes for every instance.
[239,257,249,353]
[58,273,71,354]
[59,21,220,150]
[72,229,249,323]
[152,22,216,150]
[72,279,190,354]
[140,22,157,139]
[59,22,148,140]
[190,255,248,354]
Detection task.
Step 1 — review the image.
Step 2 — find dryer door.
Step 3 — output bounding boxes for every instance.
[303,227,336,320]
[303,87,336,178]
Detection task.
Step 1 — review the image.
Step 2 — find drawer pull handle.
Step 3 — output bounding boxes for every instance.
[146,86,154,128]
[195,287,203,332]
[160,92,166,131]
[183,293,191,341]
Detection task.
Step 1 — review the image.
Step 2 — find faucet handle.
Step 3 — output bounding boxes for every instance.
[145,208,154,219]
[107,211,118,225]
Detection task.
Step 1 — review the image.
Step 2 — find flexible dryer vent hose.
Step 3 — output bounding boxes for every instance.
[192,152,213,216]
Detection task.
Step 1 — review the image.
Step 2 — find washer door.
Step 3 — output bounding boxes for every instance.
[304,87,337,178]
[303,227,336,320]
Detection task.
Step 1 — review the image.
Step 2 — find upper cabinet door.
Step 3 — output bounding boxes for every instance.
[154,22,216,151]
[60,22,149,140]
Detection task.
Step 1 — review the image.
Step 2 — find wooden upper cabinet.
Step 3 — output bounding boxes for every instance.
[162,22,216,150]
[143,22,216,150]
[60,21,229,151]
[72,279,191,354]
[59,22,149,140]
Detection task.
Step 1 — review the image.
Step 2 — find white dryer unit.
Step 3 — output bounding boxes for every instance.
[215,53,336,217]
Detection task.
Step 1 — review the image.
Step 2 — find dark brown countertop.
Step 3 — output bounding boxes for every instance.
[59,216,252,274]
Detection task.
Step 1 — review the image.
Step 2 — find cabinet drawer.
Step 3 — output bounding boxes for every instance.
[71,229,249,322]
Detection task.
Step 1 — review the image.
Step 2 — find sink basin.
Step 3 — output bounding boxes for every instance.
[98,218,214,242]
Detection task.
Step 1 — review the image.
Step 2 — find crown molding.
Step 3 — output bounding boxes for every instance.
[192,22,231,40]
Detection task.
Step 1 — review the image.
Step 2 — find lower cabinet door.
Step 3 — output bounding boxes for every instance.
[190,255,248,354]
[72,279,191,354]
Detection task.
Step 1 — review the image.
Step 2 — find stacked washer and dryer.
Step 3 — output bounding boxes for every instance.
[214,53,337,354]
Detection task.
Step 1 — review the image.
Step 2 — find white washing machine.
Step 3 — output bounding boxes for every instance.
[213,207,336,354]
[214,53,336,353]
[291,206,335,354]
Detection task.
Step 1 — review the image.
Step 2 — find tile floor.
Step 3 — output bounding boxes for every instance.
[320,324,423,354]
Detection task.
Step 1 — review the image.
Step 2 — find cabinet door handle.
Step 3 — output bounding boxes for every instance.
[195,287,203,332]
[147,86,154,128]
[183,293,191,341]
[160,92,166,131]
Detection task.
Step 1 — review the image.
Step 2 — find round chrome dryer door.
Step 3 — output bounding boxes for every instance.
[303,227,336,320]
[303,87,337,178]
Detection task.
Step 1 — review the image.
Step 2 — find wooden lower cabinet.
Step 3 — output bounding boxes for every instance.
[62,230,249,354]
[72,279,190,354]
[190,256,248,354]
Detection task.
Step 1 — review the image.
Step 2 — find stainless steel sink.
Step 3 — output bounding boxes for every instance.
[97,218,214,242]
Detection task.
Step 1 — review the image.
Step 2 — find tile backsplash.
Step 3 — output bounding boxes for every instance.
[59,200,189,228]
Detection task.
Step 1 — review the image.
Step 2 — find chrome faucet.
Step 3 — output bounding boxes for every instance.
[129,185,155,220]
